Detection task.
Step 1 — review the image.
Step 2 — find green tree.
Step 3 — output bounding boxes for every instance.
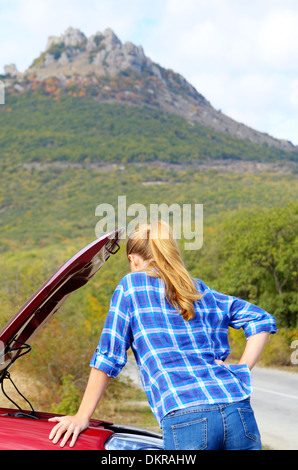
[215,204,297,327]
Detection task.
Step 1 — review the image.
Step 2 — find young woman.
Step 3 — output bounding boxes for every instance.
[49,221,277,450]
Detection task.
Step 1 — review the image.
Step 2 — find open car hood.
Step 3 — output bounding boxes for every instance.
[0,229,125,381]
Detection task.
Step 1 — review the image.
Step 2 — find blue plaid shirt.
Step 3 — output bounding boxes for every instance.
[90,272,277,425]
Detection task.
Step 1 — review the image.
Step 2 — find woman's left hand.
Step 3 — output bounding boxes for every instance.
[214,359,225,366]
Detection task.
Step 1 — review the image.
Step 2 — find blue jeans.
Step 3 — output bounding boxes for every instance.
[161,398,262,450]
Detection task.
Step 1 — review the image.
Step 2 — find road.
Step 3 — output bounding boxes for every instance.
[251,366,298,450]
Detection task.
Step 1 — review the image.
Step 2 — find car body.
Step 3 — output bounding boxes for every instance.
[0,230,163,450]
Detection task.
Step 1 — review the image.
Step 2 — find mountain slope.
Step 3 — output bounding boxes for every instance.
[1,91,297,167]
[3,26,296,153]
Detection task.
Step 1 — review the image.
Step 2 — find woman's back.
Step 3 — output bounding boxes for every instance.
[91,270,276,425]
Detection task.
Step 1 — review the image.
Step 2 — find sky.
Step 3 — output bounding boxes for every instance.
[1,0,298,145]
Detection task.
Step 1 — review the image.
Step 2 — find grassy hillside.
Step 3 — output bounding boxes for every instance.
[0,162,296,249]
[1,86,297,166]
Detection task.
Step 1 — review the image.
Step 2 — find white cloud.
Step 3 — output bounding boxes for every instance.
[290,80,298,106]
[258,9,298,69]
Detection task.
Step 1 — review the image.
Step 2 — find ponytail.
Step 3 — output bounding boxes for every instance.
[126,221,202,320]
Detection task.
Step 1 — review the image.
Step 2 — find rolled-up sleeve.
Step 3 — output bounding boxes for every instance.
[210,287,277,338]
[228,295,277,338]
[90,280,132,378]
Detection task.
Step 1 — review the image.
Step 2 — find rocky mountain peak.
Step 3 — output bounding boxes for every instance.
[46,27,122,52]
[29,26,149,78]
[2,27,296,152]
[46,26,87,50]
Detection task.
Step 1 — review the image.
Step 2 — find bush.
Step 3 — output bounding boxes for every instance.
[261,333,291,366]
[50,374,81,415]
[228,327,298,367]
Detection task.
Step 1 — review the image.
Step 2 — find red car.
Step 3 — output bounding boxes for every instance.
[0,230,163,450]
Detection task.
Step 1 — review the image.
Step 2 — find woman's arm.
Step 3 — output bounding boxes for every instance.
[215,332,270,370]
[49,368,110,448]
[238,331,270,370]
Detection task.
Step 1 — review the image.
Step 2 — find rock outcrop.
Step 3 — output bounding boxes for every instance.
[30,27,153,78]
[4,64,19,77]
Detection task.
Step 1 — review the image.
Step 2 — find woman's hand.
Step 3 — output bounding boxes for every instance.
[48,414,89,448]
[48,369,110,448]
[214,359,225,366]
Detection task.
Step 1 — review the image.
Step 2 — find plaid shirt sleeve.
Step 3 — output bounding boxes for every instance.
[89,280,132,378]
[210,288,277,338]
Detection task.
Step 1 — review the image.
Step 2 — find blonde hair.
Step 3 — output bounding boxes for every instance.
[126,221,202,321]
